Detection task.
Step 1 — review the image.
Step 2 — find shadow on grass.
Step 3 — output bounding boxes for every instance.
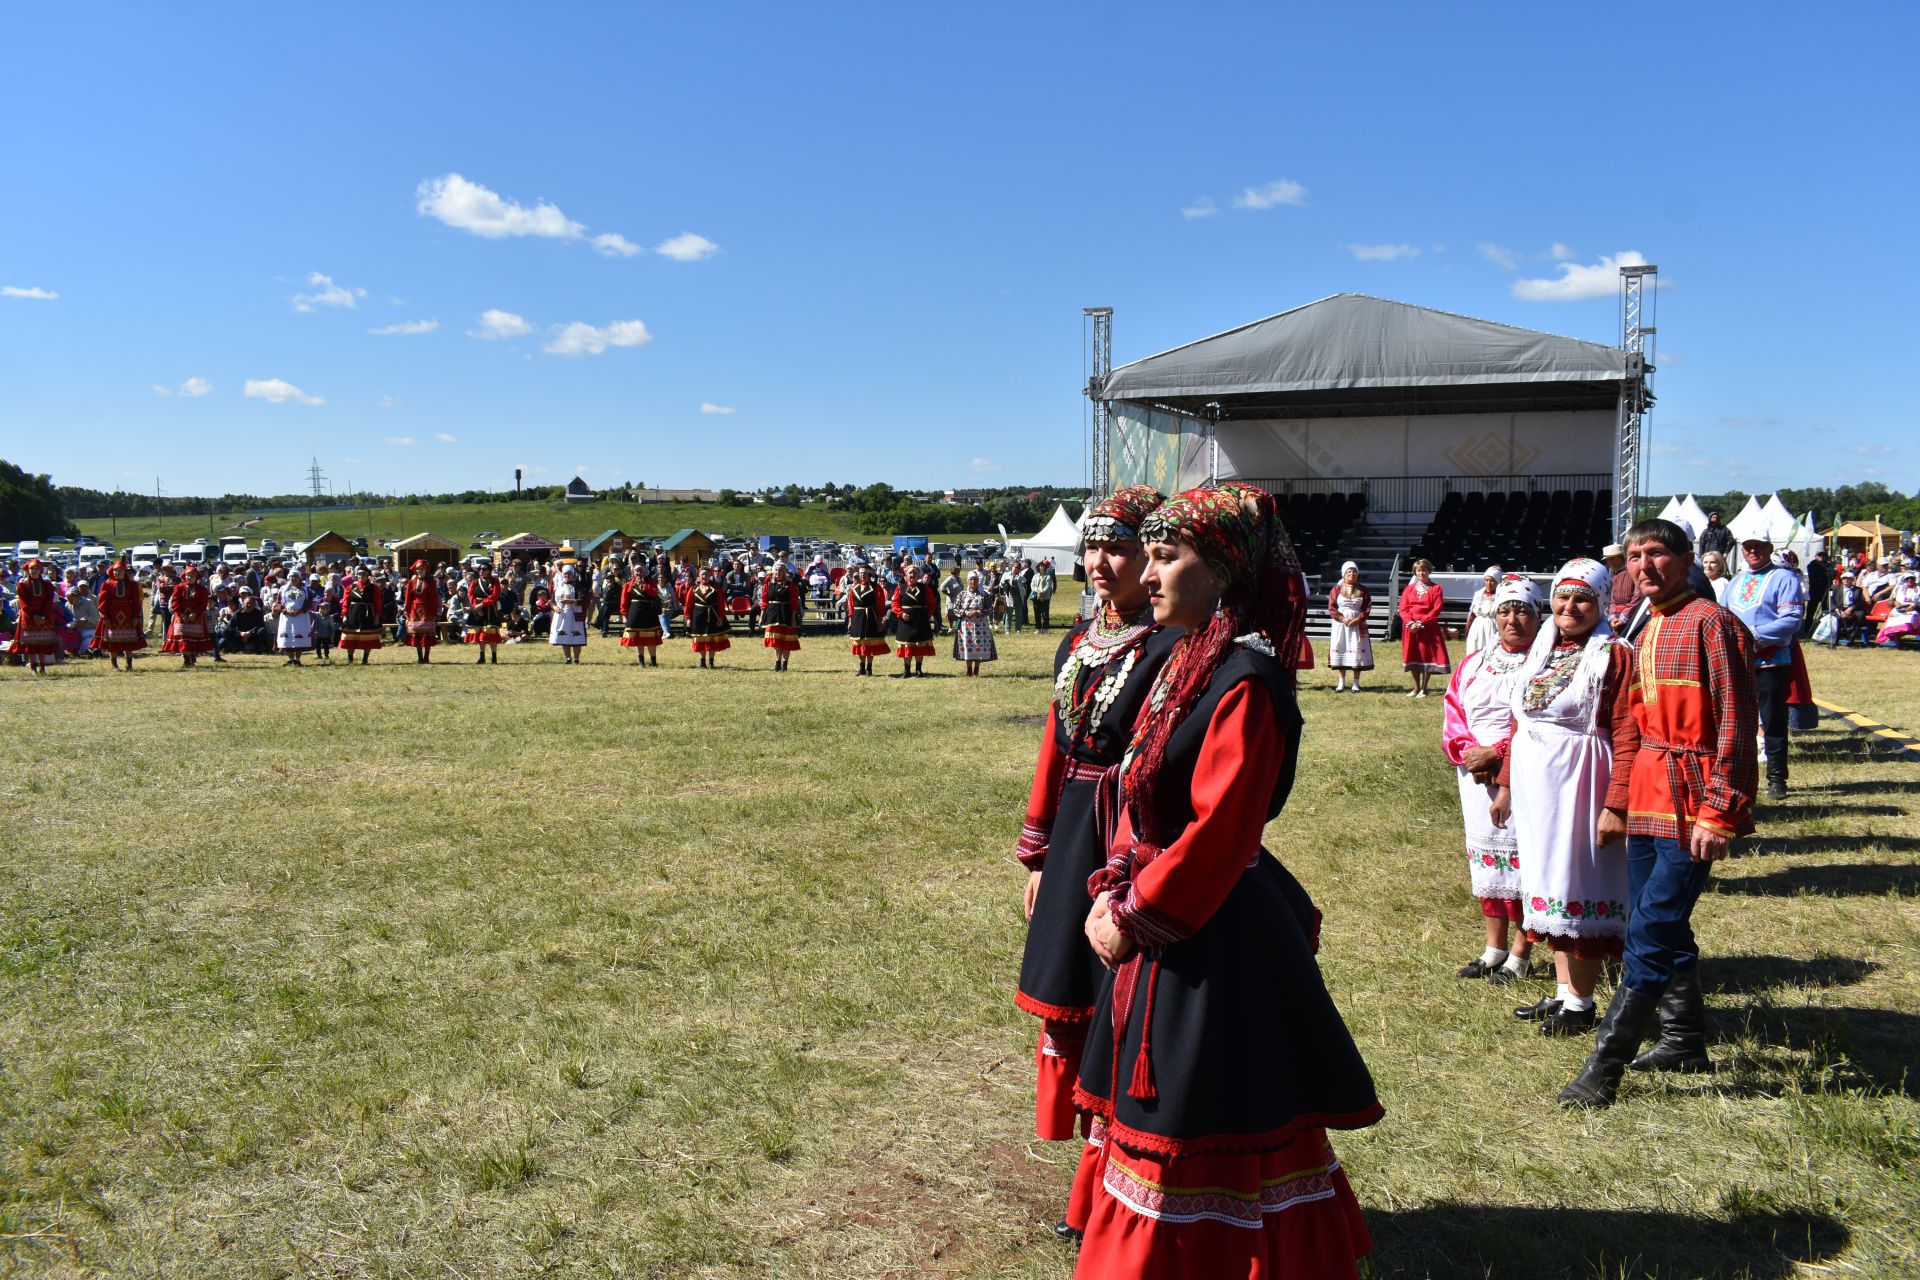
[1710,1003,1920,1098]
[1734,834,1920,858]
[1702,954,1879,994]
[1752,802,1909,821]
[1716,861,1920,897]
[1364,1203,1848,1279]
[1792,778,1920,796]
[1788,738,1916,762]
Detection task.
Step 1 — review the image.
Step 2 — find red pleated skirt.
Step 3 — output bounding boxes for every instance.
[1072,1122,1371,1280]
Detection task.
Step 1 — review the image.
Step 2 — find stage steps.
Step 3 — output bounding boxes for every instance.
[1310,518,1425,641]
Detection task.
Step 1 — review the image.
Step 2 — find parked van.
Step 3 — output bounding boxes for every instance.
[131,544,161,572]
[15,540,43,563]
[78,546,111,570]
[221,541,251,568]
[173,544,209,569]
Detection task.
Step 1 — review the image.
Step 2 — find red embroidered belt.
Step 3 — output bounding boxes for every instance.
[1062,758,1116,783]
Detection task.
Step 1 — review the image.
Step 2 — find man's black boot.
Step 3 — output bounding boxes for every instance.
[1630,964,1712,1073]
[1558,985,1660,1109]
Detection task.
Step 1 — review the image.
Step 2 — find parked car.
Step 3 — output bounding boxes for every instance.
[259,538,281,556]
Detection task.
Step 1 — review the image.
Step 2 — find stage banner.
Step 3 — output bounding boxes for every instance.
[1110,404,1211,493]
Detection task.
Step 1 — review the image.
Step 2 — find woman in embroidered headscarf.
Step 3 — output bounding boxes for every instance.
[92,557,147,671]
[7,559,60,674]
[1325,560,1374,692]
[1072,483,1380,1279]
[843,562,890,675]
[619,568,665,666]
[339,565,384,664]
[1491,558,1638,1036]
[275,568,315,666]
[1440,574,1543,987]
[890,561,936,677]
[682,566,731,668]
[549,564,589,663]
[1012,486,1179,1245]
[949,570,997,675]
[401,560,440,664]
[1398,558,1451,696]
[1465,564,1503,657]
[163,564,215,667]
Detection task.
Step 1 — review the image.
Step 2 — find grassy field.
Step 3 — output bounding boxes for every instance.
[70,499,873,553]
[2,632,1916,1278]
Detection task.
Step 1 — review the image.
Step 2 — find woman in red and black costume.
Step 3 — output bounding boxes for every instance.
[890,562,936,676]
[338,566,384,664]
[1072,482,1381,1280]
[464,564,504,664]
[92,558,147,670]
[620,570,664,666]
[759,561,803,671]
[401,560,440,664]
[162,564,215,667]
[844,562,891,675]
[682,566,731,668]
[8,559,61,674]
[1014,484,1180,1247]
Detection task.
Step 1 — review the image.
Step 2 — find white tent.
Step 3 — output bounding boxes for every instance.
[1656,495,1684,524]
[1678,494,1710,537]
[1726,495,1770,543]
[1780,510,1824,566]
[1762,493,1798,544]
[1017,503,1082,569]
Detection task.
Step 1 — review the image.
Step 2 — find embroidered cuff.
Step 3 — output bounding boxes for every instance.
[1015,820,1051,869]
[1496,735,1512,760]
[1109,890,1188,948]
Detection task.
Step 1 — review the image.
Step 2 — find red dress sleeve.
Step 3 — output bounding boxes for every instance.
[1018,708,1068,868]
[1109,683,1284,945]
[1602,641,1639,811]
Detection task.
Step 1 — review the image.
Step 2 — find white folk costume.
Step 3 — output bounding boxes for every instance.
[1439,575,1539,909]
[549,570,588,647]
[1504,559,1638,956]
[1464,566,1502,657]
[275,574,314,652]
[1325,562,1374,673]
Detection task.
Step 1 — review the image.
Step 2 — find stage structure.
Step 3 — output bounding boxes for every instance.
[1085,291,1655,539]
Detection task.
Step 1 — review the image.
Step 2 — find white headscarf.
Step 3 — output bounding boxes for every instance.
[1513,557,1616,708]
[1492,573,1541,613]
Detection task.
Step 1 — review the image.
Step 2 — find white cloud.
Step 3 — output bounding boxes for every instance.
[543,319,652,357]
[385,436,418,446]
[593,232,642,258]
[377,394,399,410]
[699,402,737,415]
[574,465,592,475]
[435,432,458,444]
[1231,179,1307,210]
[2,285,57,300]
[1346,243,1420,262]
[152,376,213,398]
[245,378,324,406]
[1511,250,1647,302]
[369,319,438,335]
[1476,243,1518,271]
[417,173,584,241]
[970,457,1003,474]
[1851,442,1897,458]
[292,271,366,312]
[1649,442,1682,458]
[468,309,533,340]
[654,232,720,262]
[342,456,362,465]
[1550,242,1574,261]
[1181,197,1219,220]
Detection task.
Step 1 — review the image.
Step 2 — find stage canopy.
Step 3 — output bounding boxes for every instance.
[1094,295,1634,505]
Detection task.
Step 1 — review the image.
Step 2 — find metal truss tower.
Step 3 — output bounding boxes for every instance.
[1613,263,1658,539]
[1085,307,1113,500]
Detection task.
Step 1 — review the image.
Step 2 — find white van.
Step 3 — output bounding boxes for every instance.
[78,546,111,570]
[221,541,251,568]
[15,540,43,563]
[131,544,161,572]
[173,544,209,569]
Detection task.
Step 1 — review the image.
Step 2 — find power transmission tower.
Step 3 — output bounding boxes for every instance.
[307,457,326,536]
[1613,264,1658,538]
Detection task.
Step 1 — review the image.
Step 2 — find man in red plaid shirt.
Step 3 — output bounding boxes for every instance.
[1561,517,1757,1108]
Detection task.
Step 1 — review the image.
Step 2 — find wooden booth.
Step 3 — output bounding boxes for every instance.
[662,528,717,566]
[389,531,461,573]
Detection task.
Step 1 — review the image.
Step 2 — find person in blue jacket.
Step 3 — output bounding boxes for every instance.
[1726,534,1805,800]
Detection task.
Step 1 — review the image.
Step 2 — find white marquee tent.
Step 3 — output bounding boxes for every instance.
[1017,503,1083,569]
[1726,495,1771,543]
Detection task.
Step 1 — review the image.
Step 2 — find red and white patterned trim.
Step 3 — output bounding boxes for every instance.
[1109,892,1188,948]
[1040,1023,1087,1060]
[1102,1147,1341,1228]
[1015,820,1051,869]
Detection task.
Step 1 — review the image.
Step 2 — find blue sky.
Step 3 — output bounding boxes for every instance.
[3,2,1913,500]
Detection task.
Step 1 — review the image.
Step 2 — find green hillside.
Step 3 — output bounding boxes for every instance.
[72,499,874,551]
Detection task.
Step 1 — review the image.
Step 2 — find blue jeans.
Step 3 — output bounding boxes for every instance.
[1623,834,1714,996]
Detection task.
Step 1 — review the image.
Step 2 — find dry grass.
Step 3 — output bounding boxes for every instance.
[1,633,1915,1278]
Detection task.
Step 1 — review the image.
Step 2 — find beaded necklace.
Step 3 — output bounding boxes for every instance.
[1054,601,1155,745]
